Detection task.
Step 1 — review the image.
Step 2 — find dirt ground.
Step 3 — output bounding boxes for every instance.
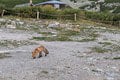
[0,18,120,80]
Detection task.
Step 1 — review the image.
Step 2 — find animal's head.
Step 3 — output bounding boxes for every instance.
[44,48,49,54]
[32,52,36,59]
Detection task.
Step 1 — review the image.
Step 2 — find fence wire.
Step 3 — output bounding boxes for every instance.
[1,10,120,27]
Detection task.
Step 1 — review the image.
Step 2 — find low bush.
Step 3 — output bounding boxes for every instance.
[0,4,6,16]
[40,5,58,19]
[85,11,120,26]
[2,6,120,26]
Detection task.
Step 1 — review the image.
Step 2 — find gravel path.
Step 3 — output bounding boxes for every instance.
[0,41,104,80]
[0,19,120,80]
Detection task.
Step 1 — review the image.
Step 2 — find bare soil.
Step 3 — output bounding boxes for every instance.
[0,18,120,80]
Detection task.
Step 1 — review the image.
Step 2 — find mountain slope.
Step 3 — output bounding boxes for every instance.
[61,0,120,13]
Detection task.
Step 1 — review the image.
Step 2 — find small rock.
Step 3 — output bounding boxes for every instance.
[0,19,6,22]
[6,25,16,29]
[48,22,60,28]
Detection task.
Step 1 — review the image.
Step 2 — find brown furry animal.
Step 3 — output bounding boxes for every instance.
[32,45,49,59]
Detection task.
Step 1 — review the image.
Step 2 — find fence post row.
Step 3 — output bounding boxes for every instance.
[74,13,77,21]
[37,11,40,20]
[1,10,119,27]
[1,10,5,17]
[119,21,120,27]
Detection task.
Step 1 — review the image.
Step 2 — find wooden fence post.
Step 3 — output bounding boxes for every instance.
[1,10,5,17]
[119,21,120,27]
[37,11,39,20]
[74,13,77,21]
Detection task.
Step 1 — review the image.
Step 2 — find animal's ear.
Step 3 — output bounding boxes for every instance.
[40,45,44,47]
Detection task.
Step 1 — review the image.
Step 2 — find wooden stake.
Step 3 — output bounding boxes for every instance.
[118,21,120,27]
[74,13,77,21]
[37,11,39,20]
[1,10,5,17]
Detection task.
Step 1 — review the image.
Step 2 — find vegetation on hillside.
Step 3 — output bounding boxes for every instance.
[0,0,119,27]
[113,6,120,13]
[0,4,6,14]
[0,0,47,8]
[2,5,118,26]
[105,0,120,3]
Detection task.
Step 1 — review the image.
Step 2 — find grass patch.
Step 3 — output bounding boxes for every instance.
[0,40,37,48]
[41,70,49,74]
[33,26,100,42]
[91,46,109,53]
[91,69,99,73]
[98,42,112,45]
[113,57,120,60]
[61,30,80,36]
[33,29,79,41]
[98,42,112,47]
[110,44,120,52]
[78,27,99,42]
[79,38,96,42]
[16,26,27,30]
[98,42,120,52]
[39,32,55,35]
[33,36,54,41]
[33,36,72,41]
[0,53,11,59]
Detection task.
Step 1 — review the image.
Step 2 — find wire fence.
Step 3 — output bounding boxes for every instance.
[37,12,120,26]
[1,9,120,27]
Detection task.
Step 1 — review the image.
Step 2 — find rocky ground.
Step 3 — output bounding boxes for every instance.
[0,17,120,80]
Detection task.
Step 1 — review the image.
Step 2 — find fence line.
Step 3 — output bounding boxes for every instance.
[1,10,120,27]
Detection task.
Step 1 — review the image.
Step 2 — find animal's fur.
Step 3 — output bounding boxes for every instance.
[32,45,49,59]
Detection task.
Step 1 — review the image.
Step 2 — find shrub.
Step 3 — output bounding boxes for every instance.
[85,11,120,26]
[12,6,42,18]
[40,5,58,19]
[61,8,80,20]
[0,4,6,15]
[113,6,120,13]
[3,5,119,26]
[12,6,58,19]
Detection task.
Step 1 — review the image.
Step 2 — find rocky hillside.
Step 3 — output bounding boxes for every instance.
[61,0,120,13]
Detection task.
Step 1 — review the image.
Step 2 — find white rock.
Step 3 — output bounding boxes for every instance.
[0,19,6,22]
[18,22,24,25]
[6,25,16,29]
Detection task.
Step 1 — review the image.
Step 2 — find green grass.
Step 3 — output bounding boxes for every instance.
[91,43,120,53]
[78,27,99,42]
[98,42,112,46]
[33,27,80,41]
[79,38,96,42]
[38,32,55,35]
[113,57,120,60]
[105,0,120,3]
[0,40,37,48]
[32,25,100,42]
[33,36,72,41]
[0,53,11,59]
[91,46,109,53]
[41,70,49,74]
